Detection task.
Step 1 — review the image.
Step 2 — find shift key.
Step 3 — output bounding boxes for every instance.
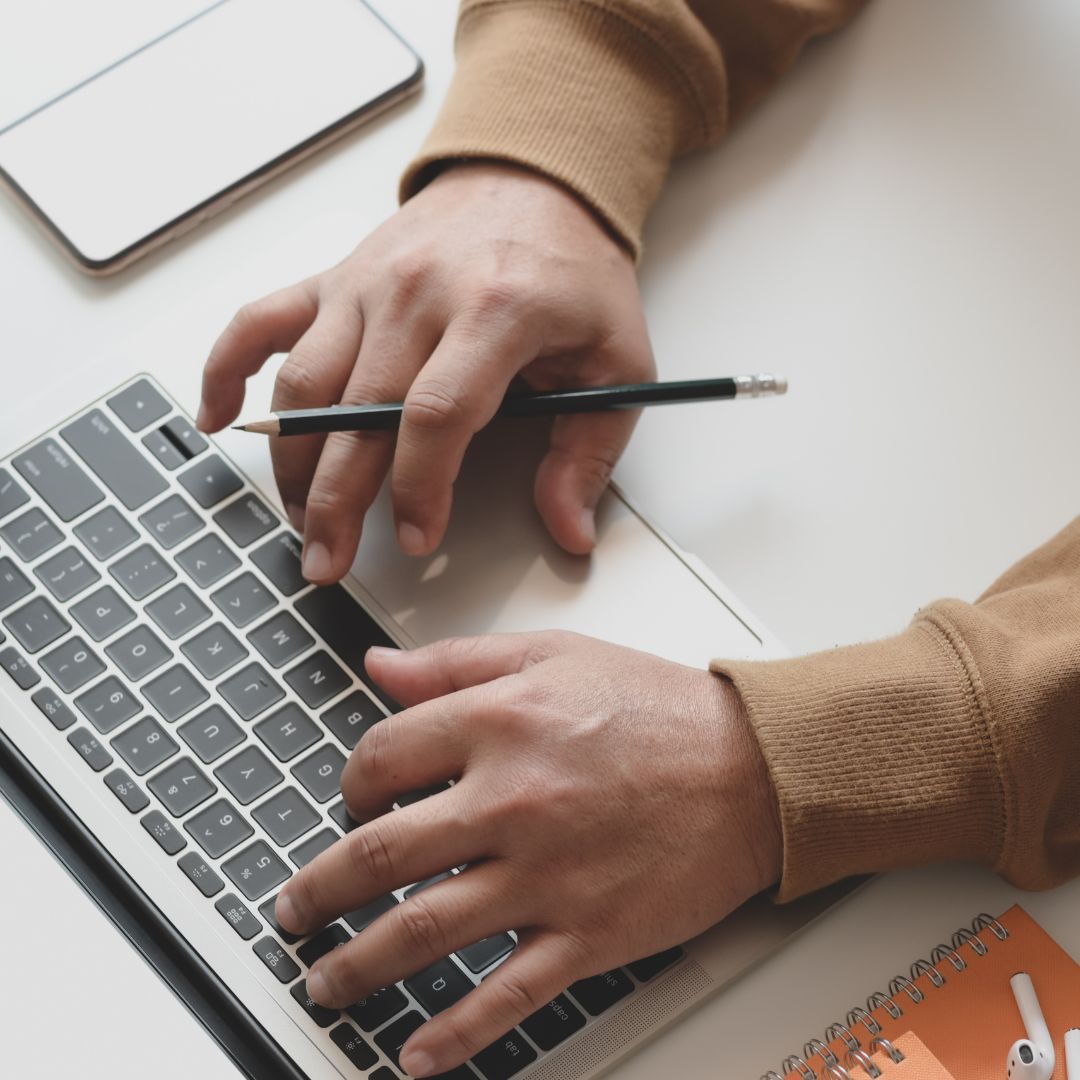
[12,439,104,522]
[61,409,167,511]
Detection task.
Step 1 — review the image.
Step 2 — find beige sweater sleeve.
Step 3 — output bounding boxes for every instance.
[400,0,867,255]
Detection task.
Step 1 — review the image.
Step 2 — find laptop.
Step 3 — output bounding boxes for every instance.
[0,373,856,1079]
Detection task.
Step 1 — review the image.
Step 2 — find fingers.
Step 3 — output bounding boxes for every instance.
[199,279,319,432]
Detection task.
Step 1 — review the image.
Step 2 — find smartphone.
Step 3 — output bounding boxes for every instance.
[0,0,422,274]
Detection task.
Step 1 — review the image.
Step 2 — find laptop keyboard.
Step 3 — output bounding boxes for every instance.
[0,376,683,1080]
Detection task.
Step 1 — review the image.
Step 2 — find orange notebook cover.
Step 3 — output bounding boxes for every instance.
[763,905,1080,1080]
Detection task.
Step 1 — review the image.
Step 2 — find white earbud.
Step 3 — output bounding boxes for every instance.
[1006,972,1055,1080]
[1065,1028,1080,1079]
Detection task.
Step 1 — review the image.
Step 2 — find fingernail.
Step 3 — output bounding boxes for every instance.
[400,1047,438,1077]
[397,521,427,556]
[195,404,210,432]
[286,503,306,533]
[366,645,399,665]
[275,889,298,932]
[578,507,597,547]
[302,541,332,581]
[307,966,331,1005]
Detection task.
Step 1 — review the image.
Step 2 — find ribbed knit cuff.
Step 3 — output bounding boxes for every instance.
[711,615,1006,902]
[399,0,717,256]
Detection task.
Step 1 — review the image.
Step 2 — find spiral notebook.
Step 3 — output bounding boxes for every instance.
[763,905,1080,1080]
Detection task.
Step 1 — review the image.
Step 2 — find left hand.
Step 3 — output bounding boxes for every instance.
[273,631,782,1077]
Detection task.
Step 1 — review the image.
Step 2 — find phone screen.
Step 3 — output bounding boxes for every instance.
[0,0,420,269]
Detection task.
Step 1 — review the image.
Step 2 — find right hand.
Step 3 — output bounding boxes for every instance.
[197,162,655,584]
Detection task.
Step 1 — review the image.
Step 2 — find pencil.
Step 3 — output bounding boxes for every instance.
[232,374,787,436]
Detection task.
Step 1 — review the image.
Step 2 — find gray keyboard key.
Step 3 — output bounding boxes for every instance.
[322,691,383,751]
[289,827,337,868]
[180,622,246,679]
[141,429,186,471]
[223,839,291,900]
[146,584,211,640]
[105,624,170,681]
[291,744,346,804]
[112,716,179,774]
[61,409,168,511]
[252,936,300,983]
[41,636,105,692]
[0,468,29,520]
[329,800,360,835]
[109,544,175,600]
[178,455,243,509]
[219,661,283,720]
[250,532,306,596]
[405,957,473,1016]
[70,585,136,641]
[12,438,104,522]
[185,798,254,858]
[404,872,453,899]
[0,558,33,613]
[253,702,320,762]
[67,727,113,771]
[397,783,450,808]
[74,674,140,733]
[342,893,397,933]
[142,809,187,854]
[175,533,240,588]
[142,664,209,722]
[34,546,100,601]
[284,651,350,709]
[1,646,39,689]
[247,611,313,669]
[107,379,171,431]
[215,894,262,940]
[178,851,225,897]
[32,686,76,730]
[178,704,244,763]
[1,507,63,561]
[259,895,301,944]
[73,506,138,561]
[211,572,275,628]
[252,787,320,846]
[103,768,150,813]
[3,596,70,653]
[138,494,202,550]
[161,416,208,459]
[458,934,516,975]
[215,745,283,804]
[213,494,277,548]
[147,757,215,816]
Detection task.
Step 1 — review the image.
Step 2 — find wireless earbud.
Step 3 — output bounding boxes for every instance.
[1006,973,1055,1080]
[1065,1028,1080,1079]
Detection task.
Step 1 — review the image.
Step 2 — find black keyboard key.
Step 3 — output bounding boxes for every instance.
[406,957,474,1016]
[12,438,104,522]
[185,798,254,858]
[178,851,225,897]
[212,572,275,628]
[103,767,150,813]
[147,757,216,816]
[219,661,283,720]
[106,624,170,681]
[0,467,29,519]
[35,546,101,602]
[329,799,360,836]
[73,506,138,561]
[252,935,300,984]
[323,691,383,751]
[254,702,320,762]
[67,726,113,770]
[215,745,283,804]
[291,979,339,1028]
[213,493,277,548]
[0,557,33,613]
[3,595,70,652]
[161,416,208,459]
[223,839,291,900]
[40,635,105,692]
[177,704,244,763]
[74,675,140,733]
[142,809,187,854]
[568,969,634,1016]
[291,744,346,804]
[181,622,248,680]
[404,872,453,899]
[107,378,171,431]
[472,1031,537,1080]
[1,507,63,561]
[146,584,211,640]
[369,1070,398,1080]
[70,585,136,641]
[346,985,410,1032]
[520,994,586,1051]
[178,454,243,508]
[627,947,684,982]
[250,532,306,596]
[215,893,262,940]
[247,611,313,669]
[32,685,76,730]
[428,1069,476,1080]
[111,716,179,774]
[109,544,175,600]
[176,533,240,588]
[142,664,209,722]
[295,924,350,968]
[458,935,515,975]
[142,429,186,470]
[1,646,39,689]
[375,1011,426,1069]
[258,894,302,945]
[138,494,203,550]
[343,893,397,933]
[284,650,350,709]
[289,827,337,868]
[294,586,397,687]
[398,783,451,808]
[329,1023,378,1071]
[252,786,320,846]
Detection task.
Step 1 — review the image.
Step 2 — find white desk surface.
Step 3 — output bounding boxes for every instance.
[2,0,1079,1077]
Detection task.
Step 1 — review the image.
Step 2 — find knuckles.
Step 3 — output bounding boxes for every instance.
[402,379,469,434]
[346,820,399,884]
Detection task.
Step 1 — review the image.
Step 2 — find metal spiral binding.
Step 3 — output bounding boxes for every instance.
[762,913,1008,1079]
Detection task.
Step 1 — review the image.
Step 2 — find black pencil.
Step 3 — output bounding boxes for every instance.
[232,374,787,436]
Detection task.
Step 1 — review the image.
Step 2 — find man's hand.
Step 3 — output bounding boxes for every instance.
[198,164,655,583]
[273,632,782,1077]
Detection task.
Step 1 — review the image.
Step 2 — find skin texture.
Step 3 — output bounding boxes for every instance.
[197,163,655,583]
[273,632,782,1077]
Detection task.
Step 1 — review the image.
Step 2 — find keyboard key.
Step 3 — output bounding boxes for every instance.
[142,809,187,854]
[520,994,586,1051]
[176,533,241,588]
[103,767,150,813]
[34,546,100,602]
[142,664,209,722]
[147,757,215,816]
[3,595,70,652]
[74,675,140,733]
[177,704,244,763]
[185,798,254,858]
[252,936,300,984]
[246,611,313,669]
[291,744,346,804]
[12,438,104,522]
[398,783,451,808]
[141,429,186,471]
[146,584,211,640]
[329,799,360,835]
[405,957,474,1016]
[32,685,76,730]
[258,895,301,945]
[252,786,320,846]
[289,827,337,868]
[343,893,398,933]
[346,985,410,1032]
[458,935,515,975]
[70,585,136,641]
[1,646,39,689]
[369,1069,398,1080]
[254,702,320,762]
[223,839,291,900]
[568,970,634,1016]
[180,622,247,680]
[0,467,29,519]
[178,851,225,897]
[213,494,277,548]
[404,872,453,899]
[250,532,306,596]
[178,455,243,508]
[291,979,339,1028]
[322,691,383,751]
[0,557,33,613]
[106,624,170,681]
[1,507,63,561]
[295,924,350,968]
[41,635,105,692]
[472,1031,537,1080]
[284,650,350,709]
[138,494,203,550]
[215,894,262,940]
[67,727,113,771]
[215,745,283,804]
[73,506,138,561]
[219,661,283,720]
[375,1012,425,1070]
[107,378,171,431]
[627,947,684,982]
[109,544,176,600]
[61,409,168,511]
[160,416,208,459]
[329,1023,378,1071]
[211,572,276,628]
[111,716,179,774]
